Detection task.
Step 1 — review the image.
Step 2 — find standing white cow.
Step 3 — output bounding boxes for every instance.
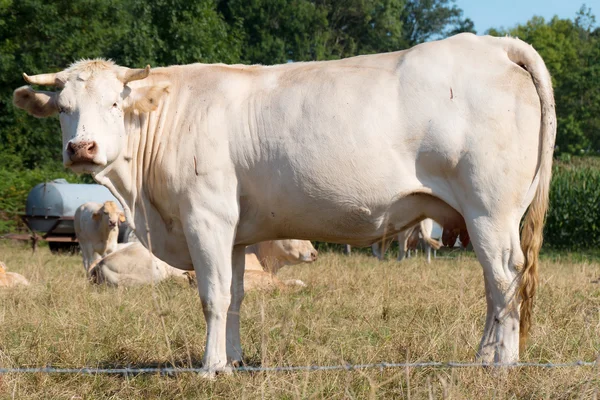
[74,201,125,274]
[13,33,556,374]
[372,219,441,263]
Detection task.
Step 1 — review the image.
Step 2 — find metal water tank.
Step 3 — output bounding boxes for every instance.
[25,179,128,240]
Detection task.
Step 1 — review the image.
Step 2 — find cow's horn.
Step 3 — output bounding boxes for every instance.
[22,72,65,88]
[118,65,151,84]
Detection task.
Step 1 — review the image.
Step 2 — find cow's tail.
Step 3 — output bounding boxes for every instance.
[422,233,442,250]
[503,37,557,351]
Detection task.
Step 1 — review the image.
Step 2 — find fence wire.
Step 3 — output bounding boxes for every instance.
[0,360,597,376]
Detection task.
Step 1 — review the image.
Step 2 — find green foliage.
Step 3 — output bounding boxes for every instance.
[544,158,600,249]
[218,0,475,63]
[0,167,85,233]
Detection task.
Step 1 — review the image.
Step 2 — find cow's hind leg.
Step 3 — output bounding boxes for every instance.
[468,214,524,363]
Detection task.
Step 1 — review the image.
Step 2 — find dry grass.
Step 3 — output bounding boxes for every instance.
[0,240,599,399]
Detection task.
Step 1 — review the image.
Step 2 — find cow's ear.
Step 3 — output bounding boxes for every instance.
[92,211,102,221]
[123,83,169,113]
[13,86,59,118]
[119,213,126,223]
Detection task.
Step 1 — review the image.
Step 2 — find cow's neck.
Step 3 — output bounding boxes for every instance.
[100,224,119,252]
[94,98,172,244]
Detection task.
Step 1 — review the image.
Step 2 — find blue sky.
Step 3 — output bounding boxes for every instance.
[453,0,600,33]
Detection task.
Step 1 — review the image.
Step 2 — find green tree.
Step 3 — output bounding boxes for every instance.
[107,0,243,67]
[218,0,476,64]
[399,0,475,46]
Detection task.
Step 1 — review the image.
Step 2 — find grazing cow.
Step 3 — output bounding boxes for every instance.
[0,261,30,287]
[74,201,125,274]
[13,33,556,373]
[89,242,188,286]
[372,219,442,263]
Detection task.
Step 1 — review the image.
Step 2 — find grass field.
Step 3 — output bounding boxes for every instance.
[0,240,599,399]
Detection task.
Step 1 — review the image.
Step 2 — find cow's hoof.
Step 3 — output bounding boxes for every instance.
[198,367,232,380]
[199,365,234,379]
[198,369,217,380]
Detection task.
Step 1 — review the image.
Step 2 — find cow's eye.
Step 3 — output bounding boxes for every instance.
[112,103,118,108]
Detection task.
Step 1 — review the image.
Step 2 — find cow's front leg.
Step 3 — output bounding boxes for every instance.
[183,207,238,377]
[227,245,245,366]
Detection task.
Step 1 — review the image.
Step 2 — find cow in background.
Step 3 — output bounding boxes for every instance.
[74,201,125,275]
[0,261,30,288]
[246,239,318,273]
[372,219,442,263]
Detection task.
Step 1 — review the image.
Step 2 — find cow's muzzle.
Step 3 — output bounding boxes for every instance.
[66,140,98,164]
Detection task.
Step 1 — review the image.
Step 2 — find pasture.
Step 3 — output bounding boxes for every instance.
[0,240,599,399]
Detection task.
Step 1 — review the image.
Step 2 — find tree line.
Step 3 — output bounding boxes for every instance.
[0,0,597,172]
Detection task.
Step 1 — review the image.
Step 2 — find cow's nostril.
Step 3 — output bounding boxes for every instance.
[66,142,76,156]
[311,251,318,260]
[85,141,97,156]
[67,140,98,163]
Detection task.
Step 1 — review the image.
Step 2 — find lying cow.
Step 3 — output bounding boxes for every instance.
[89,242,188,286]
[372,219,442,263]
[14,33,556,373]
[119,227,316,289]
[0,261,30,287]
[245,239,318,273]
[74,201,125,274]
[91,240,314,290]
[182,240,317,290]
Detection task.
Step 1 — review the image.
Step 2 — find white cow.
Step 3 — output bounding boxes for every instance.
[245,239,318,273]
[372,218,442,263]
[13,33,556,374]
[91,239,316,290]
[0,261,30,287]
[89,242,188,286]
[74,201,125,274]
[188,240,317,291]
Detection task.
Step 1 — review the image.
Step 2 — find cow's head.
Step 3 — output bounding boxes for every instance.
[13,60,169,174]
[93,201,126,230]
[270,240,318,268]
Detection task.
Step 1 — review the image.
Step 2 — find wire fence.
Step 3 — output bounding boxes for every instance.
[0,360,598,376]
